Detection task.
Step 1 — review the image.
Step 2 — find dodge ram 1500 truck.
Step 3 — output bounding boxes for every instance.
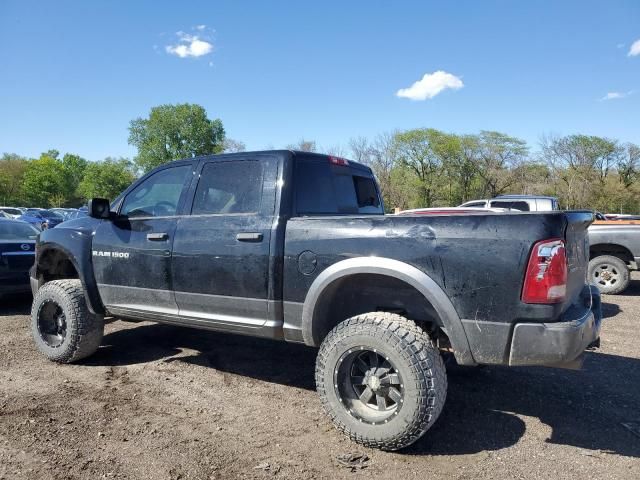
[29,150,601,450]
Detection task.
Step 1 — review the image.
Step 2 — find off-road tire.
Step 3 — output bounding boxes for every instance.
[589,255,630,295]
[315,312,447,451]
[31,280,104,363]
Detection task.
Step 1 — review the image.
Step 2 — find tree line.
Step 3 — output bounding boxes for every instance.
[347,130,640,213]
[1,103,639,213]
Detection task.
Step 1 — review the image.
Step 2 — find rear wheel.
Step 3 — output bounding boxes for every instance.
[589,255,630,295]
[31,280,104,363]
[315,312,447,450]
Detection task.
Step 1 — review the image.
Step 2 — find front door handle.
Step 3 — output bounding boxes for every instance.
[147,232,169,241]
[236,232,263,242]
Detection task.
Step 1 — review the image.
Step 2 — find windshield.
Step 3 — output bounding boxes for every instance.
[0,221,39,240]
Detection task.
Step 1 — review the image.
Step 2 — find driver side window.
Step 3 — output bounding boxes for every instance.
[121,165,191,218]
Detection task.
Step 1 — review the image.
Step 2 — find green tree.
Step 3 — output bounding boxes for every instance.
[542,134,620,183]
[475,131,528,197]
[429,132,481,205]
[22,153,67,207]
[617,143,640,188]
[393,128,445,207]
[78,158,137,201]
[128,103,225,173]
[61,153,88,204]
[542,134,622,208]
[0,153,29,205]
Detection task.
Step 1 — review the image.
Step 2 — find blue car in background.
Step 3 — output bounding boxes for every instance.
[17,209,65,230]
[0,218,38,298]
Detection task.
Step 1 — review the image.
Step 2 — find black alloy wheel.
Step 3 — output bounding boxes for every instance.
[36,300,67,348]
[334,348,404,425]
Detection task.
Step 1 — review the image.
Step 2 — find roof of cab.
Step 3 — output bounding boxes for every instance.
[494,194,557,200]
[186,149,372,172]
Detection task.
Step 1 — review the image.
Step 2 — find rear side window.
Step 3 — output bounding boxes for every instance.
[490,200,530,211]
[192,161,263,215]
[295,158,382,215]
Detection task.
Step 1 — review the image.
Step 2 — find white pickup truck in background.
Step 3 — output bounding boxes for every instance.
[459,194,559,211]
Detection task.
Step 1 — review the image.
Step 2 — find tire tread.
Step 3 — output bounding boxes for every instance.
[31,279,103,363]
[315,312,447,450]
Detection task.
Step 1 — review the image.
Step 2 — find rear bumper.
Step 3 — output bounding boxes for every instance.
[508,285,602,367]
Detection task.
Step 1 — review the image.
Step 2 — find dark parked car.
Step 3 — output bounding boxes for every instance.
[29,151,601,450]
[17,209,64,230]
[0,218,38,298]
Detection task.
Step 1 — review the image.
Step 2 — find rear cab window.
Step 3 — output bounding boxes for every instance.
[294,155,383,215]
[489,200,530,211]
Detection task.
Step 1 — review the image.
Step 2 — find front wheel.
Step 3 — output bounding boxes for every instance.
[31,279,104,363]
[315,312,447,451]
[589,255,630,295]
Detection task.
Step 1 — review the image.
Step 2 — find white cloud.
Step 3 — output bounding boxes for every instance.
[617,43,625,49]
[396,71,464,101]
[629,39,640,57]
[600,90,634,101]
[196,24,206,31]
[166,31,213,58]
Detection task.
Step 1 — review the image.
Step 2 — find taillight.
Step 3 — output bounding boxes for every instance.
[329,156,349,166]
[521,238,567,304]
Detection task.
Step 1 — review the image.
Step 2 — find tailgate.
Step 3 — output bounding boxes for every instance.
[563,211,593,306]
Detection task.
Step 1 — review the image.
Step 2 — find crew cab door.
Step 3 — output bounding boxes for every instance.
[92,163,194,316]
[171,155,278,331]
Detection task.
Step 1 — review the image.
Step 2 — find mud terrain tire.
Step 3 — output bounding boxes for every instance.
[31,280,104,363]
[315,312,447,450]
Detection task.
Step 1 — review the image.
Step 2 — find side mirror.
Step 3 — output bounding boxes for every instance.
[88,198,112,219]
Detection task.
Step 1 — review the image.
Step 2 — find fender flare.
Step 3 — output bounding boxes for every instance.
[301,257,476,365]
[36,243,105,316]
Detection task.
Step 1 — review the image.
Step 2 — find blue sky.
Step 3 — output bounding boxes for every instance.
[1,1,638,161]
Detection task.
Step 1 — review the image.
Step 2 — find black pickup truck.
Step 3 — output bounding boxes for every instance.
[29,150,601,450]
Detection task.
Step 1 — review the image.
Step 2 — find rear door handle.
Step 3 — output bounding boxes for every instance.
[147,232,169,241]
[236,232,263,242]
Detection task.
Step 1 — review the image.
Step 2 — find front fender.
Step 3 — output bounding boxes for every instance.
[301,257,476,365]
[35,221,105,315]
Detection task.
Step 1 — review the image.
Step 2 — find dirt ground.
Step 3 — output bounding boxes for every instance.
[1,278,639,480]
